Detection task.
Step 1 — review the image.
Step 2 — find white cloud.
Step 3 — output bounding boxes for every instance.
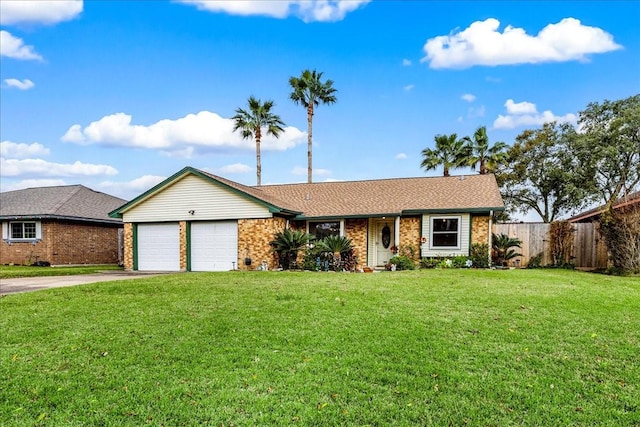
[217,163,252,174]
[395,153,407,160]
[0,158,118,177]
[403,84,415,91]
[178,0,369,22]
[97,175,166,199]
[422,17,622,69]
[0,179,68,193]
[493,99,577,129]
[61,111,307,157]
[0,0,82,25]
[0,31,43,61]
[402,58,412,66]
[4,78,35,90]
[461,93,476,102]
[505,99,536,115]
[0,141,50,158]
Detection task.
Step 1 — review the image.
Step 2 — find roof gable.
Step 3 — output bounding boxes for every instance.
[0,185,127,224]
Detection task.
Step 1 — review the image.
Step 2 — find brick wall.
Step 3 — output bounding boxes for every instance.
[399,216,422,260]
[345,218,368,268]
[471,216,490,245]
[237,217,286,270]
[123,223,134,270]
[1,221,122,265]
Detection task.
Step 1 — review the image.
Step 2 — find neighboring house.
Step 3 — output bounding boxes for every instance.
[110,166,504,272]
[568,191,640,223]
[1,185,126,265]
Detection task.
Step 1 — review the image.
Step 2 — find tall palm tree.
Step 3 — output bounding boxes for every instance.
[462,126,509,174]
[232,96,285,186]
[420,133,469,177]
[289,69,338,183]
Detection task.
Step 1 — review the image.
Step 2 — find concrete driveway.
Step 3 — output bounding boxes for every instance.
[0,271,164,295]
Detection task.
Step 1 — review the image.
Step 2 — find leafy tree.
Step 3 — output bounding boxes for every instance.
[420,133,469,177]
[496,122,588,222]
[574,94,640,205]
[270,229,313,270]
[232,96,285,186]
[289,69,338,183]
[462,126,509,174]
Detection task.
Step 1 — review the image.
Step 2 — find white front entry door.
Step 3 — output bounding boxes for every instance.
[375,221,395,266]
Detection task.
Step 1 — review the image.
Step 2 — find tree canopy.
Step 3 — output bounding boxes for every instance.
[462,126,509,175]
[289,69,338,183]
[232,96,285,186]
[421,133,468,177]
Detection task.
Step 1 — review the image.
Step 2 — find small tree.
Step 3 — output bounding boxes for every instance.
[315,235,354,271]
[492,233,523,266]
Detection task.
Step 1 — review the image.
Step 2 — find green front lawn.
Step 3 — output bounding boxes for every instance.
[1,270,638,426]
[0,264,122,279]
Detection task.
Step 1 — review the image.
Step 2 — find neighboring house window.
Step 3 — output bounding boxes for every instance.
[309,221,340,240]
[431,216,461,249]
[4,221,41,241]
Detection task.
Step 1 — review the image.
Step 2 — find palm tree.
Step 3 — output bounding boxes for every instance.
[289,69,338,183]
[232,96,285,186]
[420,133,469,177]
[270,229,314,270]
[462,126,509,174]
[491,233,523,266]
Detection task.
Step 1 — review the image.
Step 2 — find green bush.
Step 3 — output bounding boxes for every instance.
[389,256,416,270]
[527,252,544,269]
[470,243,490,268]
[420,257,441,269]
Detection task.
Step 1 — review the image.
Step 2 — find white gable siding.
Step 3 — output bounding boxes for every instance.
[420,213,470,257]
[123,175,272,223]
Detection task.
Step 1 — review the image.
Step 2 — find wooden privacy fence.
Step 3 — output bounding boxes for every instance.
[493,222,608,269]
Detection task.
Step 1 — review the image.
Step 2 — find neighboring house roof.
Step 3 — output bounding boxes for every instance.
[1,185,126,224]
[111,166,505,220]
[568,191,640,223]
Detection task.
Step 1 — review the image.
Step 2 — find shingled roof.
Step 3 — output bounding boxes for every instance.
[569,191,640,223]
[259,174,505,218]
[111,167,504,219]
[1,185,126,224]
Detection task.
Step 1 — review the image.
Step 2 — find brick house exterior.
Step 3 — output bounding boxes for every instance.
[111,167,504,272]
[1,185,126,266]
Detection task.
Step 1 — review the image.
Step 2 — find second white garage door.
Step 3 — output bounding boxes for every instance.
[190,221,238,271]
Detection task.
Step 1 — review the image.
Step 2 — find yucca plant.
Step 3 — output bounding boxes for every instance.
[492,233,523,267]
[270,229,313,270]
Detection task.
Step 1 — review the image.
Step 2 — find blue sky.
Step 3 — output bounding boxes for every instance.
[1,1,638,219]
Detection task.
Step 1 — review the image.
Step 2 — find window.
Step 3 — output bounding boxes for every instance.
[308,221,340,240]
[431,217,460,248]
[10,222,37,239]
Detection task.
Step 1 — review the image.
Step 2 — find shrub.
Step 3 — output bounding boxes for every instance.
[271,229,314,270]
[527,252,544,269]
[420,257,441,269]
[452,255,471,268]
[315,235,356,272]
[389,255,415,271]
[469,243,490,268]
[492,233,523,266]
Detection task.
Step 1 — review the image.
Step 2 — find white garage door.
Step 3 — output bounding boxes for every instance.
[137,223,180,271]
[191,221,238,271]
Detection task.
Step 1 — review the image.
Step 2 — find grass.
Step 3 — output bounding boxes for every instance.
[0,264,122,279]
[1,269,638,426]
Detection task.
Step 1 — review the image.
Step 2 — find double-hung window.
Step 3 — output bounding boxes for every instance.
[430,216,460,249]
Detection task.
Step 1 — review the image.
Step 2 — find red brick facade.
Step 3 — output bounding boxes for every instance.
[1,220,122,266]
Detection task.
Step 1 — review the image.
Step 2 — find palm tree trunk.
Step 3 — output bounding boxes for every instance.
[255,129,262,186]
[480,158,486,174]
[443,166,450,177]
[307,104,314,183]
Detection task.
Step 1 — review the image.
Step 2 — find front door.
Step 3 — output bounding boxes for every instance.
[375,221,395,266]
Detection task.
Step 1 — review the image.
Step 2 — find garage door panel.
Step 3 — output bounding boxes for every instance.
[138,223,180,271]
[191,221,237,271]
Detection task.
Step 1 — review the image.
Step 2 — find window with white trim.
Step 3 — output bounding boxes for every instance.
[430,216,461,249]
[6,221,40,240]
